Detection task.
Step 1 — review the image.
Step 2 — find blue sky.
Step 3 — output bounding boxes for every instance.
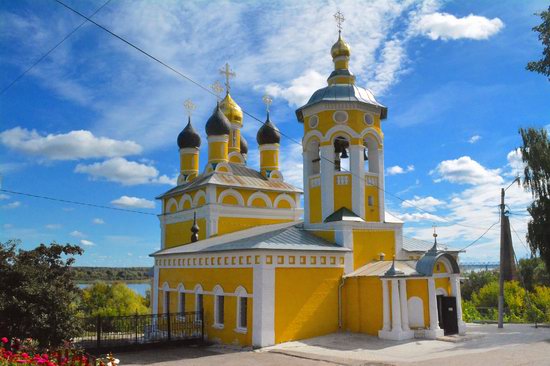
[1,0,549,266]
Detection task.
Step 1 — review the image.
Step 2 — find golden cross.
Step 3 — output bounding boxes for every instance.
[183,99,196,117]
[334,10,345,34]
[262,94,273,113]
[211,80,224,97]
[219,63,236,93]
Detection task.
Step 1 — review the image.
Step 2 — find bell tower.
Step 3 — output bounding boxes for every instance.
[296,11,388,225]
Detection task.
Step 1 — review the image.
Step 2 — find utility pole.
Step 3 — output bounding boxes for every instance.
[498,178,520,328]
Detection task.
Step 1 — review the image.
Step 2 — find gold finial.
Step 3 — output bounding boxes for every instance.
[262,94,273,113]
[211,80,224,97]
[432,224,438,239]
[334,10,345,35]
[219,63,236,93]
[183,99,196,117]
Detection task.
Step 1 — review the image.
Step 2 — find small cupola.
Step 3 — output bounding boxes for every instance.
[256,112,281,145]
[177,117,201,149]
[206,103,231,136]
[331,33,351,59]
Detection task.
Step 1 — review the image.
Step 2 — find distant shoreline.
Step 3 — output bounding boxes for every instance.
[75,279,151,284]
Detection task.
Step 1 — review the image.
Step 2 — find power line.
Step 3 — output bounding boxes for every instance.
[51,0,500,233]
[458,221,500,252]
[0,0,112,97]
[0,188,156,216]
[509,219,531,255]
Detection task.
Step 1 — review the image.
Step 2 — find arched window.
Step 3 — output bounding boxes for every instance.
[363,135,380,174]
[177,284,186,314]
[306,139,320,175]
[235,286,248,332]
[194,284,203,321]
[213,285,225,328]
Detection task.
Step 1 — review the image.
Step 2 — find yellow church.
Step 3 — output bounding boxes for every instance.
[151,19,465,347]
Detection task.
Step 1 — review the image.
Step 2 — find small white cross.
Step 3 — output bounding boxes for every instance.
[219,63,236,93]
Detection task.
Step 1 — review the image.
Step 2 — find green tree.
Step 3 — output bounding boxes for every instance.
[526,6,550,80]
[0,240,83,347]
[517,257,550,291]
[461,270,499,301]
[519,127,550,271]
[80,282,148,317]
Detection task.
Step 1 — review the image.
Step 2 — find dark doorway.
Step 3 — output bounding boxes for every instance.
[436,295,458,335]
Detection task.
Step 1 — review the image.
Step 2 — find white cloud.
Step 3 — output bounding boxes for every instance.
[80,239,95,246]
[431,156,502,185]
[402,195,445,212]
[387,165,415,175]
[0,194,9,200]
[2,201,20,209]
[45,224,61,229]
[75,157,175,186]
[0,128,142,161]
[398,212,447,223]
[278,144,304,189]
[415,12,504,41]
[111,195,156,209]
[70,230,85,238]
[507,148,524,177]
[92,218,105,225]
[469,135,481,144]
[264,70,326,108]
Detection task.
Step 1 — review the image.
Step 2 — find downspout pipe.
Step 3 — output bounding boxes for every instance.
[338,277,346,329]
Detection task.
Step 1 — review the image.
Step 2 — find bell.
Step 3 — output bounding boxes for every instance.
[340,148,349,159]
[363,148,368,161]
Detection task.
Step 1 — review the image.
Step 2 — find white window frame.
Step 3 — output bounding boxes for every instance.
[194,284,203,321]
[213,285,225,329]
[235,286,248,333]
[177,284,186,317]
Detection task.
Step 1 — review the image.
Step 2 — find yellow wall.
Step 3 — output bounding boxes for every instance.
[274,267,343,343]
[364,186,380,222]
[208,140,228,164]
[309,186,322,223]
[342,276,383,335]
[165,218,206,248]
[217,216,292,236]
[158,267,253,346]
[334,175,352,212]
[180,151,199,174]
[406,279,430,328]
[260,148,279,173]
[310,230,335,243]
[304,110,382,137]
[352,230,395,270]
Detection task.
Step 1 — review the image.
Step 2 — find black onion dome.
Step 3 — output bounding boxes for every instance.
[240,135,248,155]
[256,112,281,145]
[205,102,231,136]
[177,117,201,149]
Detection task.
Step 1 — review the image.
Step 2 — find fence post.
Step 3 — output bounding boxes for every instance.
[167,311,171,341]
[134,312,138,344]
[96,315,101,349]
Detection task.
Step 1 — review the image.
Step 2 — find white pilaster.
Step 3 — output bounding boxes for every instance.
[320,145,335,221]
[252,264,275,347]
[152,265,159,315]
[425,278,444,339]
[349,144,365,219]
[451,275,466,335]
[379,278,413,340]
[381,279,390,331]
[378,148,385,222]
[399,279,410,331]
[302,148,311,224]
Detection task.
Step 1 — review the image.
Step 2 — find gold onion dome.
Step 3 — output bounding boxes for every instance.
[205,102,231,136]
[331,34,351,58]
[177,117,201,149]
[257,112,281,145]
[220,93,243,124]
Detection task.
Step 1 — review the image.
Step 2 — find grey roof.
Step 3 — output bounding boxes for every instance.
[177,117,201,149]
[157,163,301,199]
[324,207,364,223]
[416,250,460,276]
[205,103,231,136]
[257,112,281,145]
[296,84,388,121]
[199,225,347,253]
[402,236,461,253]
[345,260,419,278]
[152,222,349,256]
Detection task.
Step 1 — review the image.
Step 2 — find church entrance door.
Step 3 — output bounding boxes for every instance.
[437,295,458,335]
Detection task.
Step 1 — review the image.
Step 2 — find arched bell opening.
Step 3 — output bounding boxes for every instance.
[333,136,350,172]
[305,138,321,176]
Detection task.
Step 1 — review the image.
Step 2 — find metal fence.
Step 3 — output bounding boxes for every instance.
[74,311,204,351]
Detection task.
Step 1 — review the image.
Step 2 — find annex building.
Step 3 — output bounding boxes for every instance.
[151,23,465,347]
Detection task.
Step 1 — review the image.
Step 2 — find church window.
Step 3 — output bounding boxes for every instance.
[363,135,380,174]
[334,136,350,171]
[309,115,319,128]
[368,196,374,207]
[179,292,186,314]
[364,113,374,126]
[333,110,348,124]
[238,297,247,329]
[195,293,203,314]
[164,291,170,314]
[215,295,225,326]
